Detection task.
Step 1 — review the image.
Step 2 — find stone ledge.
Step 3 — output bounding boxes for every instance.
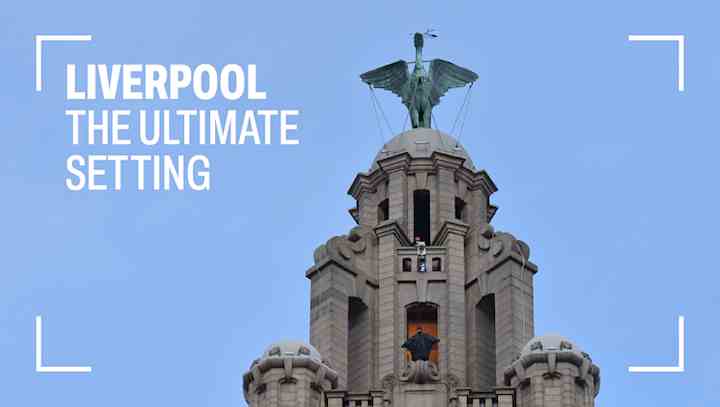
[374,219,411,246]
[243,355,339,399]
[433,219,470,246]
[504,350,600,397]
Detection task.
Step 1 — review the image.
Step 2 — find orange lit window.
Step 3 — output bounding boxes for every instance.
[406,303,439,364]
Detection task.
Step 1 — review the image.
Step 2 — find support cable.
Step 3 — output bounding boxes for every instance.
[369,86,395,137]
[368,86,386,144]
[450,84,473,137]
[456,84,474,145]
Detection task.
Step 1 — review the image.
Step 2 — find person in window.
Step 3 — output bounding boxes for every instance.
[415,237,427,272]
[402,327,439,361]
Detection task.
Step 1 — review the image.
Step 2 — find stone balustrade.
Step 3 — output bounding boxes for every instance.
[324,387,515,407]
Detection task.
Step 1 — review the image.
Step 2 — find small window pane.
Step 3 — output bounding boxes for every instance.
[402,258,412,272]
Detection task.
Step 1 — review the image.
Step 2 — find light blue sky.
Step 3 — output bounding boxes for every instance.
[1,0,719,405]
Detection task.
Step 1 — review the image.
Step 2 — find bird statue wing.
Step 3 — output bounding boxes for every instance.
[428,59,478,106]
[360,60,410,103]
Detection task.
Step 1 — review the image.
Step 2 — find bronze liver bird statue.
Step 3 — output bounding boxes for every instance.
[360,32,478,129]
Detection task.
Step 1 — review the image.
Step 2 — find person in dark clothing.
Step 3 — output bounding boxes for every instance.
[401,327,439,361]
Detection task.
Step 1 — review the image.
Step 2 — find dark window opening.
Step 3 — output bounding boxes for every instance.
[402,258,412,272]
[476,294,496,389]
[413,190,431,244]
[432,257,442,272]
[455,197,466,221]
[406,303,439,364]
[378,199,389,223]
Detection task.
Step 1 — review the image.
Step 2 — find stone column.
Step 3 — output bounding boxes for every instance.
[433,153,464,231]
[496,388,515,407]
[308,263,351,388]
[325,390,347,407]
[436,167,455,227]
[379,155,409,231]
[373,221,408,384]
[436,220,469,385]
[493,259,534,385]
[370,390,385,406]
[455,387,471,407]
[357,191,377,228]
[469,187,488,229]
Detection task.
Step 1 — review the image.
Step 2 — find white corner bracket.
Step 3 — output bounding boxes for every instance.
[35,34,92,92]
[628,315,685,373]
[627,34,685,92]
[35,315,93,373]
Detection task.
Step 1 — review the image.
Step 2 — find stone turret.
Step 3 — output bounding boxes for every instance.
[243,341,337,407]
[504,335,601,407]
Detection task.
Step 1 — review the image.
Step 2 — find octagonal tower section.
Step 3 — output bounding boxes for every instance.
[307,128,538,403]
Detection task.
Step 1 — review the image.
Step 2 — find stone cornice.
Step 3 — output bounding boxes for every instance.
[305,257,379,287]
[374,220,411,246]
[465,254,539,288]
[306,257,355,279]
[377,152,412,173]
[433,219,470,246]
[487,204,498,222]
[243,356,339,395]
[347,168,385,200]
[348,152,498,200]
[407,157,436,174]
[431,151,498,197]
[431,151,466,170]
[504,351,600,397]
[491,251,538,274]
[348,207,359,224]
[325,389,348,400]
[455,167,498,197]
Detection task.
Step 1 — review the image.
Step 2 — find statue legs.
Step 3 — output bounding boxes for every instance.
[410,108,420,129]
[408,104,432,128]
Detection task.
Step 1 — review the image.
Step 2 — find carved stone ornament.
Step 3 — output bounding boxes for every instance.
[313,226,373,263]
[399,360,440,384]
[381,373,397,392]
[445,373,461,393]
[490,240,503,257]
[381,374,397,402]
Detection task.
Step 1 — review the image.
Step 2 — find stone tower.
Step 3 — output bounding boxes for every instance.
[243,129,601,407]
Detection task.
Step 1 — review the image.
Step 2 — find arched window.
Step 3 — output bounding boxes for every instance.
[406,303,439,364]
[413,190,431,243]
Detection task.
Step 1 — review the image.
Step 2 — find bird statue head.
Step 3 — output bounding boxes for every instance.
[414,32,424,49]
[412,30,437,75]
[413,33,426,75]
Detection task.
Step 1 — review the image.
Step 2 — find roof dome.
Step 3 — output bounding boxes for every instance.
[261,340,323,361]
[371,128,476,171]
[521,334,582,356]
